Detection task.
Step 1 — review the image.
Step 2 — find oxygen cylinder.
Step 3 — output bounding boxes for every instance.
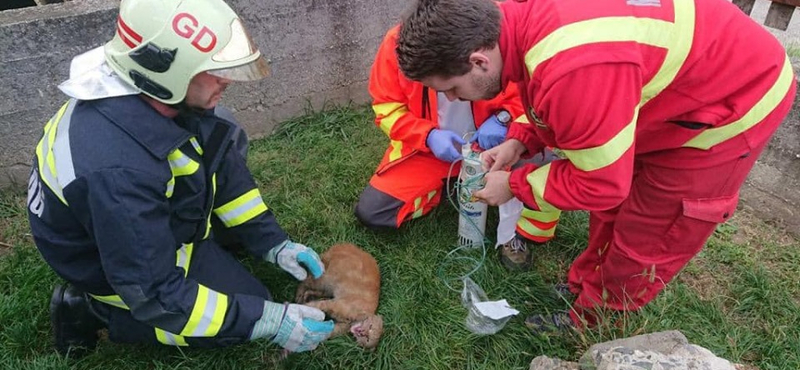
[457,142,488,248]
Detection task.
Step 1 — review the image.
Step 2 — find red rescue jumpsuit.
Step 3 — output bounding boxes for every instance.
[499,0,796,324]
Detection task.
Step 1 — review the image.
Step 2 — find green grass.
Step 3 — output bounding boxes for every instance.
[1,103,799,369]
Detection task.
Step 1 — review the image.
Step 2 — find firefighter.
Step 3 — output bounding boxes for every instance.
[355,25,561,270]
[27,0,334,357]
[395,0,796,330]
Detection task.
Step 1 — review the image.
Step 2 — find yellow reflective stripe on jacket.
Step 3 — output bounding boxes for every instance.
[167,149,199,177]
[36,100,78,205]
[155,328,188,346]
[524,0,695,97]
[89,294,130,310]
[176,243,194,277]
[525,163,559,213]
[560,110,639,171]
[683,55,794,149]
[388,140,404,162]
[165,176,176,198]
[521,208,561,223]
[179,284,228,337]
[189,137,204,155]
[213,187,268,228]
[372,102,409,136]
[523,0,695,171]
[203,174,217,239]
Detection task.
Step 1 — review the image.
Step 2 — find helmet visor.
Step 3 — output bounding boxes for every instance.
[207,55,270,81]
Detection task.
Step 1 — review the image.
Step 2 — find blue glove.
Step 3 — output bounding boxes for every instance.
[427,129,466,162]
[250,301,334,352]
[469,115,508,150]
[265,241,325,280]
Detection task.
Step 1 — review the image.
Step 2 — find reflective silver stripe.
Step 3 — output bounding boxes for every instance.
[176,243,193,277]
[52,100,78,193]
[165,176,175,198]
[189,137,203,155]
[190,290,219,336]
[36,102,70,204]
[169,151,192,169]
[155,328,188,346]
[167,149,199,177]
[217,196,261,224]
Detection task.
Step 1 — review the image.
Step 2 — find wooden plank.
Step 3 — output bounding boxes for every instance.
[765,2,795,30]
[733,0,757,15]
[769,0,800,8]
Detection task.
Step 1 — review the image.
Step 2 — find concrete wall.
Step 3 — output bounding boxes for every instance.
[0,0,408,187]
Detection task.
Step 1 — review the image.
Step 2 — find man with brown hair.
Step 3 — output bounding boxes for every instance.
[355,24,561,271]
[396,0,795,331]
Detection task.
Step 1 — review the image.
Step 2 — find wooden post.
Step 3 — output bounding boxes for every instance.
[765,1,796,30]
[733,0,757,15]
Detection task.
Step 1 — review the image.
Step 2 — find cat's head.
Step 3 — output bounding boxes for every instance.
[350,314,384,349]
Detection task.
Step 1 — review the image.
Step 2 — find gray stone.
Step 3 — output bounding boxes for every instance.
[578,331,736,370]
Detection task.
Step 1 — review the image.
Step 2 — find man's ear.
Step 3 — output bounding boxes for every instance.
[469,51,491,71]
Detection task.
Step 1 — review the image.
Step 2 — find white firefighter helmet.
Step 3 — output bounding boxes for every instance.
[103,0,270,104]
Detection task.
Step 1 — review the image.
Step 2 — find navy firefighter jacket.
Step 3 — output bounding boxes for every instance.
[27,95,287,343]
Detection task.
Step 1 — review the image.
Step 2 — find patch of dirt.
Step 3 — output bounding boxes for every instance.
[678,257,732,302]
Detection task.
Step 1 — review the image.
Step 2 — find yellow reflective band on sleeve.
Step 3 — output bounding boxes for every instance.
[517,217,557,238]
[521,208,562,223]
[180,284,228,337]
[155,328,188,346]
[683,55,794,150]
[524,0,695,105]
[176,243,194,277]
[559,110,638,171]
[525,163,560,213]
[89,294,130,310]
[388,140,404,162]
[167,149,199,177]
[372,102,409,136]
[213,188,268,228]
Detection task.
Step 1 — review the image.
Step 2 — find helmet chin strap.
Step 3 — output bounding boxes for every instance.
[171,100,207,117]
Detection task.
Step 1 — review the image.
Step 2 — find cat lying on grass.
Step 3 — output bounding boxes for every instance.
[295,243,384,349]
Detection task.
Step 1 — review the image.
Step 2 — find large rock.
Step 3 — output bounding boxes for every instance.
[530,331,742,370]
[579,331,735,370]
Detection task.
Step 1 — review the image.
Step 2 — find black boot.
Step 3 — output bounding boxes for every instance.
[50,284,107,358]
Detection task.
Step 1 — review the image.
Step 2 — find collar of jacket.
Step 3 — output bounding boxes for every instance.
[91,95,194,161]
[499,1,527,86]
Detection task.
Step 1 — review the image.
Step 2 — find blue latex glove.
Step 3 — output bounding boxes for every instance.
[469,115,508,150]
[265,241,325,280]
[426,129,466,162]
[250,301,334,352]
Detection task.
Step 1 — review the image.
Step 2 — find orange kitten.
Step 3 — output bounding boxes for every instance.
[295,243,383,349]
